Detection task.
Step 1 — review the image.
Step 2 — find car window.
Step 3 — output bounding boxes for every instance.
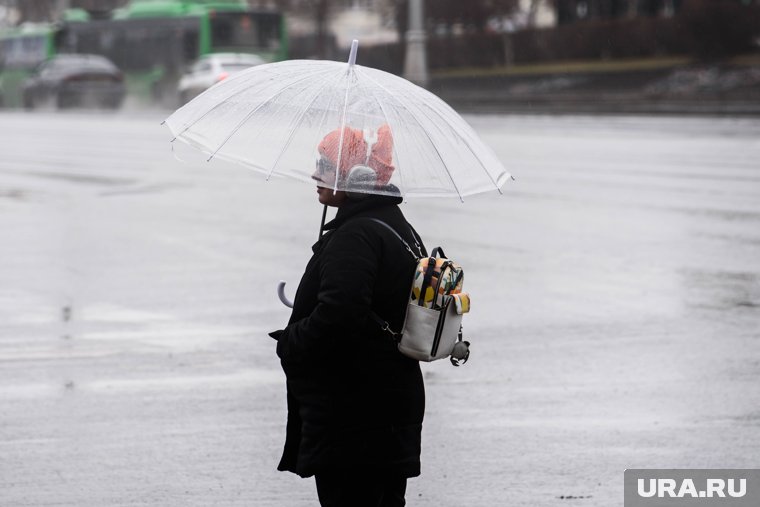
[38,55,118,76]
[46,57,73,72]
[34,60,50,74]
[221,63,254,73]
[37,60,58,77]
[195,61,212,73]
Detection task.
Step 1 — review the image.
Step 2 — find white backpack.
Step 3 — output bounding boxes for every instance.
[368,219,471,366]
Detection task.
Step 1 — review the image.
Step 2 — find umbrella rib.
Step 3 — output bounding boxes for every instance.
[171,65,331,141]
[356,67,406,199]
[333,69,355,194]
[161,68,251,129]
[361,71,464,201]
[420,101,505,194]
[265,72,344,180]
[206,72,328,162]
[169,67,272,133]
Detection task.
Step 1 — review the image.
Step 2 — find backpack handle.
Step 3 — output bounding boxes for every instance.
[431,246,446,259]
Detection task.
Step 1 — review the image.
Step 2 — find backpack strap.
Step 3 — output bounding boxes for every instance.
[432,260,454,300]
[408,224,427,258]
[366,218,419,261]
[361,217,421,341]
[365,218,444,308]
[367,311,402,343]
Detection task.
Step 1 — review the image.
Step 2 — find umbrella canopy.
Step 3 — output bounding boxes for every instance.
[163,41,511,201]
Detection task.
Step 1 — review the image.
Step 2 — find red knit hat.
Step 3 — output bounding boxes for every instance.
[368,124,394,186]
[317,124,395,186]
[317,127,367,178]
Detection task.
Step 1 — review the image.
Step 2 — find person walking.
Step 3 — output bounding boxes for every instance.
[269,124,426,507]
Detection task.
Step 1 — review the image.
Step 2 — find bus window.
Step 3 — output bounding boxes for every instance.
[256,13,282,50]
[0,34,48,69]
[182,29,199,63]
[62,18,199,73]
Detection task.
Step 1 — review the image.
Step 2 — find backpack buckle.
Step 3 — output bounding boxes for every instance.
[380,321,402,342]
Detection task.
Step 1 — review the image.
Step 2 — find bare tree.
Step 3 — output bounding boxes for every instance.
[527,0,541,27]
[2,0,127,24]
[395,0,519,37]
[15,0,59,23]
[268,0,334,58]
[626,0,638,18]
[314,0,330,59]
[71,0,129,19]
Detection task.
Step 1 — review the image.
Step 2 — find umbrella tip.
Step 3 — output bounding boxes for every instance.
[348,40,359,67]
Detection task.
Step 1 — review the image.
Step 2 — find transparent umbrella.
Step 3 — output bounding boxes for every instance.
[162,40,511,201]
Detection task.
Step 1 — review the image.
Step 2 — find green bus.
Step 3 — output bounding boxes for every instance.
[0,25,56,108]
[0,0,287,107]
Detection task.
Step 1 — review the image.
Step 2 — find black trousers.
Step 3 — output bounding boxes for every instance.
[315,469,407,507]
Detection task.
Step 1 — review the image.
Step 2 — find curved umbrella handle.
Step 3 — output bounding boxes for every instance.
[277,280,294,308]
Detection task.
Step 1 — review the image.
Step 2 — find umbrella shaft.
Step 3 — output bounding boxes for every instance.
[319,204,328,239]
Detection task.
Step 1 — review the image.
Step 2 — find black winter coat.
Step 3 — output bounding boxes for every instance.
[271,194,426,479]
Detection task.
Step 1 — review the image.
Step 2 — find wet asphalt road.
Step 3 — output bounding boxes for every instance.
[1,111,759,506]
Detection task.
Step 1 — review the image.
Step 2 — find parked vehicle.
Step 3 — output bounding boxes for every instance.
[1,2,286,108]
[22,54,126,110]
[178,53,265,104]
[57,1,286,105]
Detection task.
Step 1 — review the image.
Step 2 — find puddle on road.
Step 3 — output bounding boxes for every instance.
[680,268,760,312]
[0,382,61,399]
[86,369,282,393]
[0,167,189,197]
[0,189,26,200]
[0,369,282,400]
[99,181,193,197]
[24,170,136,187]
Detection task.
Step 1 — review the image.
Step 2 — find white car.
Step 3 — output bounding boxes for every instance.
[178,53,266,104]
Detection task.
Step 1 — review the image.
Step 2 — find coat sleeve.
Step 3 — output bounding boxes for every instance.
[277,223,382,363]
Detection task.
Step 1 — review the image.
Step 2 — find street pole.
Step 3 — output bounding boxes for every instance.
[403,0,428,88]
